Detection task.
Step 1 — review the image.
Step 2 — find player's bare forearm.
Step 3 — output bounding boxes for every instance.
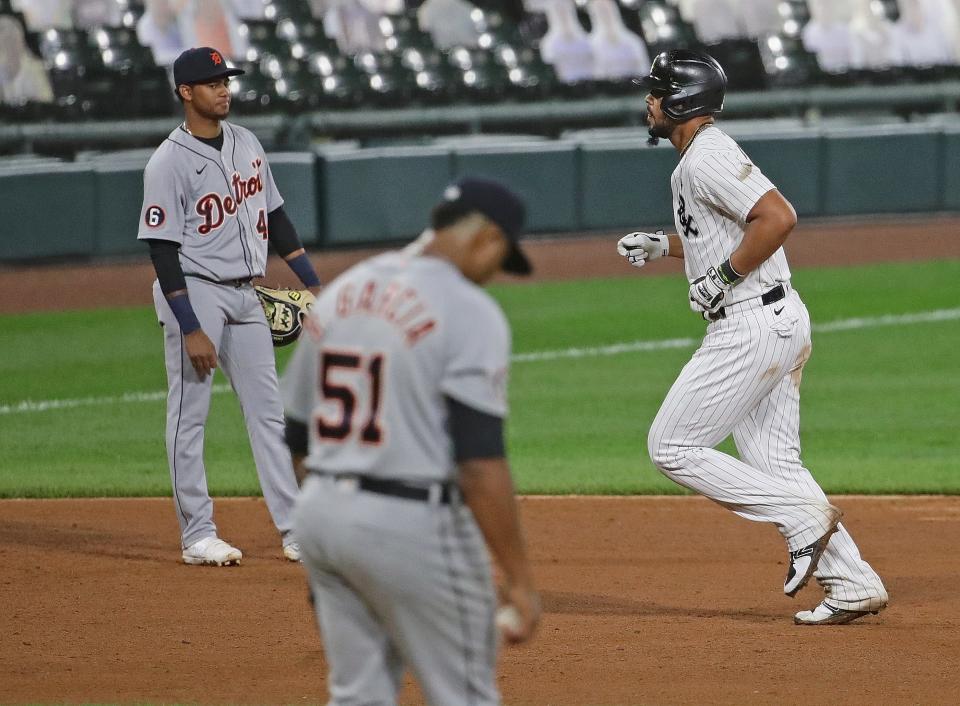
[729,189,797,275]
[183,329,217,378]
[667,233,685,259]
[459,458,535,589]
[460,457,540,642]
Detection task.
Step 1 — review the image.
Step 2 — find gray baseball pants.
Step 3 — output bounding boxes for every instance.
[294,474,500,706]
[153,277,299,549]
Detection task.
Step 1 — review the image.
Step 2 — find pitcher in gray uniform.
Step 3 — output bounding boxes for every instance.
[138,47,322,566]
[281,178,540,706]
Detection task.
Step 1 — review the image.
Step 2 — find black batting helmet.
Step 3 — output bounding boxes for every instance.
[634,50,727,121]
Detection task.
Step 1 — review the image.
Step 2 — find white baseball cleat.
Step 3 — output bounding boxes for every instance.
[182,536,242,566]
[784,507,842,597]
[282,542,302,562]
[794,597,887,626]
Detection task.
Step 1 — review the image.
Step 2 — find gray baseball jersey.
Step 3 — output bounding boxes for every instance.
[283,243,508,705]
[140,121,299,556]
[647,125,887,612]
[282,247,510,480]
[138,121,282,281]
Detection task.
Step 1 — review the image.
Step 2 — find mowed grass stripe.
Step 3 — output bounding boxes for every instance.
[3,306,959,415]
[0,258,958,497]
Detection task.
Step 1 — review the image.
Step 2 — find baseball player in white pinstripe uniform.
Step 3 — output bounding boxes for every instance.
[619,50,888,625]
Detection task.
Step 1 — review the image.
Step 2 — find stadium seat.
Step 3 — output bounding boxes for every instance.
[118,0,145,28]
[306,50,367,108]
[277,18,338,58]
[38,33,121,121]
[89,26,155,72]
[398,46,459,104]
[229,62,280,113]
[36,28,103,70]
[706,39,766,91]
[471,7,523,49]
[237,19,289,62]
[131,66,176,116]
[634,0,699,55]
[757,34,824,88]
[491,44,556,100]
[264,0,314,24]
[353,51,415,107]
[266,58,323,111]
[775,0,810,37]
[447,47,509,103]
[378,12,435,52]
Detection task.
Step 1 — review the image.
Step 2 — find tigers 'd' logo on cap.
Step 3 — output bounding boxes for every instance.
[210,51,223,65]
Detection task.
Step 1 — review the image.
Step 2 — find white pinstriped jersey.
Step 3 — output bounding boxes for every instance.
[137,121,283,282]
[281,246,511,483]
[672,126,791,305]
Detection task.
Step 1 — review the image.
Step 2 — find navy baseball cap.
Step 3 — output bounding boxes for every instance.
[441,177,531,275]
[173,47,244,92]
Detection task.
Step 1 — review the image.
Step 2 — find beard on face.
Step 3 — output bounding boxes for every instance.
[647,110,676,141]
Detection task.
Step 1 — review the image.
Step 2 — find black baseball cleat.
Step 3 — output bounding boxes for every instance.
[783,509,842,597]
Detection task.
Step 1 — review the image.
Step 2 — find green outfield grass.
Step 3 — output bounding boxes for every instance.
[1,259,958,497]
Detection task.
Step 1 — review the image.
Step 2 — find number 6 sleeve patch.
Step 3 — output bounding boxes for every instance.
[144,205,166,228]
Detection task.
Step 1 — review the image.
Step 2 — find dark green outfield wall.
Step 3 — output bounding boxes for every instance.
[1,124,957,262]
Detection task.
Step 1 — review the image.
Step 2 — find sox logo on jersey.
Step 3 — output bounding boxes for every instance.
[676,191,698,238]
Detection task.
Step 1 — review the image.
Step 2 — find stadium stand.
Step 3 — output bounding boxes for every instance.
[0,0,958,154]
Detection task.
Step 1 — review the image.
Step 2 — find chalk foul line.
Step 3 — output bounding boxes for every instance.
[2,308,958,415]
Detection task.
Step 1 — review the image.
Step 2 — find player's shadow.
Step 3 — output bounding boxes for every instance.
[541,590,784,622]
[0,520,164,562]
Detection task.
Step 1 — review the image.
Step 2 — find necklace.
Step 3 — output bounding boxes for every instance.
[680,122,713,157]
[182,122,222,140]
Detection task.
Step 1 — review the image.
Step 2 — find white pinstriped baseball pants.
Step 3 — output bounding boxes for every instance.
[648,288,887,608]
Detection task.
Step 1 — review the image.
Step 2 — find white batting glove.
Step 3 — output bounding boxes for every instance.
[689,259,744,317]
[617,230,669,268]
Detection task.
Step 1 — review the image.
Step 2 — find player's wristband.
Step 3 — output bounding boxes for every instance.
[716,258,745,286]
[167,293,202,335]
[287,252,321,288]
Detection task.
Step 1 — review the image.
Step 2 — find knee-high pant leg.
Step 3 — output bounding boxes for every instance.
[733,369,887,605]
[647,293,838,551]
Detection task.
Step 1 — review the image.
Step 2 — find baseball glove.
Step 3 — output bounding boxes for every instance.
[255,285,317,347]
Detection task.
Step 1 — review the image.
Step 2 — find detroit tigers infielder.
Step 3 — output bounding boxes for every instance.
[620,50,888,625]
[281,178,540,705]
[138,47,321,566]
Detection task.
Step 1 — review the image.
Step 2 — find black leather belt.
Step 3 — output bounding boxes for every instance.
[185,273,253,288]
[710,284,786,321]
[318,472,455,505]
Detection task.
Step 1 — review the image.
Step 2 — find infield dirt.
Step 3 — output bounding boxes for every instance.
[1,496,959,705]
